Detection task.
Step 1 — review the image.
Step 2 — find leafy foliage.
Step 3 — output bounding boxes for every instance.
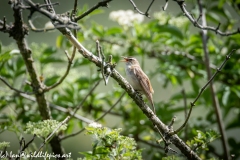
[187,130,220,152]
[0,141,10,150]
[80,126,142,160]
[25,120,67,139]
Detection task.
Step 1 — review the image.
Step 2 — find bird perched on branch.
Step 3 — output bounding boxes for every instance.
[122,57,155,114]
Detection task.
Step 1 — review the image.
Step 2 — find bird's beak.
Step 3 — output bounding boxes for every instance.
[121,56,128,62]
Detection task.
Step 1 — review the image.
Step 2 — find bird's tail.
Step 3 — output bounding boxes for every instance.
[147,94,156,114]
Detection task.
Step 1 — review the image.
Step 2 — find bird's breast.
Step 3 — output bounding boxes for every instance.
[125,66,142,91]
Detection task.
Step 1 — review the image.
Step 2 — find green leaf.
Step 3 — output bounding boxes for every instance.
[106,27,122,35]
[92,23,104,36]
[44,75,60,86]
[226,118,239,129]
[222,88,230,106]
[0,51,11,62]
[88,9,104,17]
[206,12,221,24]
[94,146,110,155]
[40,57,64,64]
[56,35,64,48]
[154,24,183,39]
[43,46,57,56]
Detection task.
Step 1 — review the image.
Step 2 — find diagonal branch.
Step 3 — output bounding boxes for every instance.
[70,79,101,119]
[57,27,201,159]
[170,49,236,136]
[24,0,201,159]
[162,0,169,11]
[75,0,112,21]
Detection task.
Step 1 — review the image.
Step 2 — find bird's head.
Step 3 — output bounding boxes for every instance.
[121,57,140,66]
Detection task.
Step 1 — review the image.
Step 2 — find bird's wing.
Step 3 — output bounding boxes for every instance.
[133,67,154,94]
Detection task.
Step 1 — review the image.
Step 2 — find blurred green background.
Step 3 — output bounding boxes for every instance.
[0,0,240,159]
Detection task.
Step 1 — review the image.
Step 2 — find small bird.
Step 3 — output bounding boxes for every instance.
[122,57,155,113]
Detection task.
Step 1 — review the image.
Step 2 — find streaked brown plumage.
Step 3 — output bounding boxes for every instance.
[122,57,155,113]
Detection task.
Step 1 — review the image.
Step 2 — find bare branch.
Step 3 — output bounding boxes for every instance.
[138,137,164,149]
[182,89,188,141]
[25,0,80,31]
[70,0,78,21]
[171,49,237,136]
[162,0,169,11]
[0,17,11,33]
[25,1,202,158]
[173,0,240,36]
[60,27,201,160]
[96,40,107,85]
[75,0,112,21]
[197,1,229,158]
[16,135,36,160]
[95,92,125,122]
[128,0,155,18]
[0,76,34,95]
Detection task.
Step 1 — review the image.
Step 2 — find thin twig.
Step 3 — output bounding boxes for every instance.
[75,0,112,21]
[0,17,11,33]
[162,0,169,11]
[95,92,125,121]
[154,124,177,154]
[0,76,34,95]
[174,0,240,36]
[70,80,101,118]
[38,2,59,9]
[16,135,36,160]
[70,0,78,21]
[128,0,155,17]
[168,116,176,130]
[181,89,188,141]
[96,40,107,85]
[43,0,55,14]
[33,116,70,158]
[26,0,80,31]
[170,49,236,135]
[138,137,164,149]
[44,49,76,92]
[197,1,230,159]
[60,128,85,141]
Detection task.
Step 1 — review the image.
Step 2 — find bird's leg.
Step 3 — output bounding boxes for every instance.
[135,90,143,100]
